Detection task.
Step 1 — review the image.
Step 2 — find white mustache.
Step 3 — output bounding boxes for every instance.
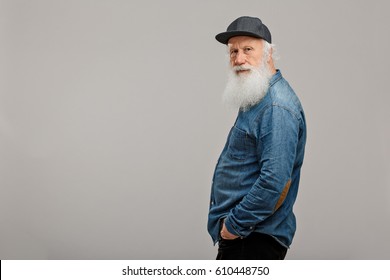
[232,64,256,72]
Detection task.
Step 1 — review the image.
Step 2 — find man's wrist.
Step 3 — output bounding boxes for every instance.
[220,220,239,239]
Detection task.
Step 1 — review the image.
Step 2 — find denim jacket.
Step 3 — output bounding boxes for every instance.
[208,70,306,248]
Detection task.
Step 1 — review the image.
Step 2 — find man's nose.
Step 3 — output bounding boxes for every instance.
[234,51,246,65]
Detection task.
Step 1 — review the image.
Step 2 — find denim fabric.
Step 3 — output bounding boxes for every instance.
[208,70,306,248]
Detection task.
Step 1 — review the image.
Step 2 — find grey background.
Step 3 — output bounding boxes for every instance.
[1,0,389,259]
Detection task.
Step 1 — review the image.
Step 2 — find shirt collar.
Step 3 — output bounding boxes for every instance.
[269,69,282,87]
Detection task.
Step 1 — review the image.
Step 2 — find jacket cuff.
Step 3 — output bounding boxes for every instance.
[224,215,254,238]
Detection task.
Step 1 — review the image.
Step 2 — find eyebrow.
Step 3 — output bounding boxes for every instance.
[228,45,254,52]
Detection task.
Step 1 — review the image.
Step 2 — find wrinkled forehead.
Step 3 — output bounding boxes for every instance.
[227,36,264,48]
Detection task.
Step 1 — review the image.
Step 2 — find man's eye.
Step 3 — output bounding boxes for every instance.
[244,47,252,52]
[230,50,238,57]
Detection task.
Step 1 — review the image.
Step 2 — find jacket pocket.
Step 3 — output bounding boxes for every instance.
[227,126,255,160]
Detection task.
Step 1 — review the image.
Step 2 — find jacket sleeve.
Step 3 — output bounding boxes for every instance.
[224,104,301,238]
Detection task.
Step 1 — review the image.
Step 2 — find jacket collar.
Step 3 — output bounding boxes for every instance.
[269,69,282,87]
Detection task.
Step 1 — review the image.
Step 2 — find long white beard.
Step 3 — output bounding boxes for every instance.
[223,61,273,111]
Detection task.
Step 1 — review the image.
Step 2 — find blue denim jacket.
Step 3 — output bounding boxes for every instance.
[208,70,306,248]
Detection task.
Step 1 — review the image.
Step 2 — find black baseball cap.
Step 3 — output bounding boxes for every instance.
[215,16,272,44]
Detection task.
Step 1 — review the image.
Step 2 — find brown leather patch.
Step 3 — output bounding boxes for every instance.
[274,179,292,211]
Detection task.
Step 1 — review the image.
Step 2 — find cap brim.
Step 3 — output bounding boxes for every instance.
[215,31,263,44]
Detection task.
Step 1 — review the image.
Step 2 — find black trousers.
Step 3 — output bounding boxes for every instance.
[216,232,288,260]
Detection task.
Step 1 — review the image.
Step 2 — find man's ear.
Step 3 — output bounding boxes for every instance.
[267,47,273,63]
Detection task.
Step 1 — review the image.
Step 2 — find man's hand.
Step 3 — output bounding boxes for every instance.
[220,221,239,240]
